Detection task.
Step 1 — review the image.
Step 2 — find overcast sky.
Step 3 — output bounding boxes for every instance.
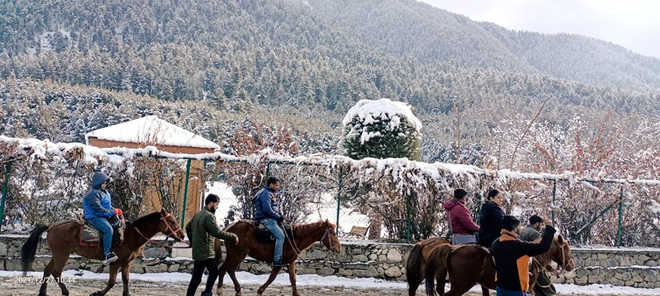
[421,0,660,59]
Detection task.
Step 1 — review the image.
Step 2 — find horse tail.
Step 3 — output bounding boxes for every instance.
[405,243,425,295]
[21,224,49,273]
[424,245,452,296]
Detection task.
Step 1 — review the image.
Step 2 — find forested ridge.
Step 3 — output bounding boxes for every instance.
[0,0,658,171]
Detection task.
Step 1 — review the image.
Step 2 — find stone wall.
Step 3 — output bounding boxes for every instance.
[1,235,657,288]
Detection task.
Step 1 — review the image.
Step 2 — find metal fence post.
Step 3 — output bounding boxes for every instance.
[335,169,343,235]
[552,180,557,227]
[180,159,192,227]
[406,194,412,242]
[0,163,12,232]
[617,186,624,247]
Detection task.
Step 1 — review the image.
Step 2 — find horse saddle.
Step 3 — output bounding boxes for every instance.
[245,220,294,244]
[80,216,125,248]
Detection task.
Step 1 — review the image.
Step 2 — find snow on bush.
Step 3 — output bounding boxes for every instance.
[1,135,658,246]
[341,98,422,161]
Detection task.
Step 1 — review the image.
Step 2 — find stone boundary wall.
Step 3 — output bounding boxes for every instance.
[1,235,657,288]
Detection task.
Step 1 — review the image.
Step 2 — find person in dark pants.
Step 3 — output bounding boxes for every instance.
[186,194,239,296]
[491,216,556,296]
[478,189,505,248]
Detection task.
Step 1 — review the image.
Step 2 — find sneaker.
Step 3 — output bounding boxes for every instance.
[102,252,119,265]
[272,261,287,268]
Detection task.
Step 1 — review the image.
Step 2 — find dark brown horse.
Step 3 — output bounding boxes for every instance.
[424,235,574,296]
[215,219,341,296]
[405,237,451,296]
[21,209,185,296]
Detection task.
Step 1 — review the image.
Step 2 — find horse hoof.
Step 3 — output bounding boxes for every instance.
[216,289,223,296]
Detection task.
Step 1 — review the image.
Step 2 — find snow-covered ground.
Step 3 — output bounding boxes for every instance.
[206,181,369,234]
[1,270,658,295]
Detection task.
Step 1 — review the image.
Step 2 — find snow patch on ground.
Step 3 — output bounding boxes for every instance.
[1,271,658,294]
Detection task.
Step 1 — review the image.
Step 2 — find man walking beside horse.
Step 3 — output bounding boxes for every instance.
[186,194,239,296]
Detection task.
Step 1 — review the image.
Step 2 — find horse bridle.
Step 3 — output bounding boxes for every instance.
[535,237,569,275]
[134,212,184,245]
[321,226,332,243]
[555,239,570,273]
[160,213,184,242]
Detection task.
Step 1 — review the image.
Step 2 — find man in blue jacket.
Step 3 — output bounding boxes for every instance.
[253,177,286,267]
[83,172,120,265]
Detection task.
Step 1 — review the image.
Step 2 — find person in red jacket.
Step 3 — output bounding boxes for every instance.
[443,189,480,244]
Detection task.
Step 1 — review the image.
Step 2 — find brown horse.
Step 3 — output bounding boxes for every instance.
[405,237,451,296]
[215,219,341,296]
[424,235,574,296]
[21,209,185,296]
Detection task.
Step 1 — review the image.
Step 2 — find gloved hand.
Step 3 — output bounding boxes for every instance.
[114,208,123,216]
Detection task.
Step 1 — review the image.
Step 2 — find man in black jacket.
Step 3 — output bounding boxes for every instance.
[490,216,556,296]
[478,189,505,247]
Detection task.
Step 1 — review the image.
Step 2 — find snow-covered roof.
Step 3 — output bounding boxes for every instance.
[85,116,220,150]
[342,98,422,132]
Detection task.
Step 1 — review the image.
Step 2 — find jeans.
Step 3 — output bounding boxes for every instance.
[88,217,113,257]
[186,259,219,296]
[452,233,477,244]
[260,218,285,263]
[496,286,531,296]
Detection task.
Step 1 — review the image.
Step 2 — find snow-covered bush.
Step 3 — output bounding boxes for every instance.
[341,99,422,160]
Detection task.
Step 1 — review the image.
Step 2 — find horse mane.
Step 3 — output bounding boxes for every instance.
[128,211,161,227]
[292,220,334,234]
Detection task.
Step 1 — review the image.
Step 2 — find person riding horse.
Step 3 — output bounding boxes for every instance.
[83,172,122,265]
[443,189,480,244]
[491,215,556,296]
[478,189,505,248]
[253,176,287,267]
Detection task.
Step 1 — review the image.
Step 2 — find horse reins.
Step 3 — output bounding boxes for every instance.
[133,213,185,248]
[531,238,569,289]
[283,223,302,255]
[282,224,332,256]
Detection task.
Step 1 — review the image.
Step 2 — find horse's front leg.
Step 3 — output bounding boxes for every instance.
[256,266,282,296]
[288,262,300,296]
[90,264,119,296]
[121,263,131,296]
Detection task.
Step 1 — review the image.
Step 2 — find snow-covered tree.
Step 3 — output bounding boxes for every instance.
[341,98,422,161]
[340,99,425,240]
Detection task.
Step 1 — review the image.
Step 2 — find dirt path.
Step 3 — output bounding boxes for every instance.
[0,276,472,296]
[0,275,647,296]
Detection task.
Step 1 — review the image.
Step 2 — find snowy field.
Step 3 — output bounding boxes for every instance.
[1,270,658,296]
